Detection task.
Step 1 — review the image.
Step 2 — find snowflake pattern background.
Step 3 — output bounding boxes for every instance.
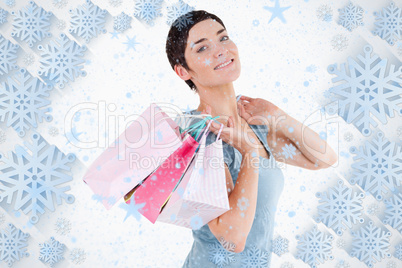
[315,180,365,236]
[38,33,87,89]
[133,0,163,26]
[348,131,402,201]
[0,68,53,137]
[0,132,76,224]
[166,0,195,31]
[338,2,364,31]
[0,223,30,267]
[0,35,19,76]
[372,2,402,46]
[69,0,107,43]
[327,44,402,137]
[350,221,392,267]
[11,1,52,47]
[39,236,65,267]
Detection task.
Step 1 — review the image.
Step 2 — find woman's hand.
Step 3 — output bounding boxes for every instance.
[237,95,281,126]
[202,105,259,156]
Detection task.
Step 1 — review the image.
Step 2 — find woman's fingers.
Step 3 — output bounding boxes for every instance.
[240,95,253,102]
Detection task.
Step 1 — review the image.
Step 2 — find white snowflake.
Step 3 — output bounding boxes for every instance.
[0,8,7,24]
[237,196,250,211]
[397,125,402,138]
[315,179,365,236]
[70,248,86,265]
[349,131,402,201]
[331,34,349,51]
[5,0,15,8]
[240,244,270,267]
[57,20,66,30]
[208,240,236,267]
[336,260,351,268]
[133,0,163,26]
[366,203,379,216]
[0,68,53,137]
[281,143,297,159]
[48,126,59,137]
[387,260,397,268]
[272,235,289,256]
[38,33,87,89]
[53,0,68,9]
[22,53,35,66]
[114,12,132,32]
[0,132,76,224]
[109,0,122,7]
[382,192,402,233]
[295,225,334,268]
[0,35,19,76]
[327,44,402,137]
[372,2,402,46]
[316,4,333,22]
[338,2,364,32]
[0,223,30,267]
[69,0,107,43]
[350,221,392,267]
[11,1,52,47]
[166,0,195,31]
[39,237,65,267]
[0,129,5,144]
[280,262,294,268]
[54,217,71,235]
[336,238,346,249]
[343,132,353,142]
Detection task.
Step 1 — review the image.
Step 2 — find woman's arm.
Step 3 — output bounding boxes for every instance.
[208,149,260,254]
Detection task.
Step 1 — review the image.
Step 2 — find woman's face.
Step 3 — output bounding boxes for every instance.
[182,19,241,88]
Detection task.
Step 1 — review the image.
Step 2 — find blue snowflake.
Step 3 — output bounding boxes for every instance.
[0,35,19,76]
[207,240,236,268]
[0,223,30,267]
[295,225,334,268]
[69,0,107,43]
[133,0,163,26]
[372,2,402,46]
[316,4,333,22]
[11,1,52,47]
[0,8,7,24]
[114,12,132,32]
[281,143,297,159]
[39,237,65,267]
[327,44,402,137]
[5,0,15,8]
[123,35,141,51]
[350,221,392,267]
[0,68,53,137]
[315,179,365,236]
[394,243,402,261]
[349,131,402,201]
[240,244,270,267]
[166,0,194,31]
[38,33,87,89]
[272,235,289,256]
[0,132,76,224]
[382,192,402,233]
[119,194,146,222]
[263,0,291,24]
[338,2,364,32]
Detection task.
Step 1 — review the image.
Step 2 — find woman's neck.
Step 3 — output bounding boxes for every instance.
[195,85,241,126]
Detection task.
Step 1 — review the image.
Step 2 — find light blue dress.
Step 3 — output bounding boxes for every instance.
[181,109,285,268]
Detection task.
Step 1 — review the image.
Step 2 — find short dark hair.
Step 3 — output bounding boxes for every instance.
[165,10,226,93]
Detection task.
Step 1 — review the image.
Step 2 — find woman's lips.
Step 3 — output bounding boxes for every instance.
[214,59,234,70]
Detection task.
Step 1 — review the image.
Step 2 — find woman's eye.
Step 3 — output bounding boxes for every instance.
[221,35,229,41]
[197,46,206,53]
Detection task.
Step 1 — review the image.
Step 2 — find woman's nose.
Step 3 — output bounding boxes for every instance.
[214,44,228,58]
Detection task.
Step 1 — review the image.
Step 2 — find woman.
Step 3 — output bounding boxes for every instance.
[165,10,338,267]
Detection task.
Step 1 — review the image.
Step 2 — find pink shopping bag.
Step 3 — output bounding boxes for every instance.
[157,123,230,229]
[82,103,185,210]
[124,131,200,224]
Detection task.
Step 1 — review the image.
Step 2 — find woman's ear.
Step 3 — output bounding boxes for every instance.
[174,64,192,81]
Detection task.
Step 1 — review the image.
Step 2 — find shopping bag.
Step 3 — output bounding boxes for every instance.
[82,103,186,210]
[157,122,230,229]
[123,117,218,224]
